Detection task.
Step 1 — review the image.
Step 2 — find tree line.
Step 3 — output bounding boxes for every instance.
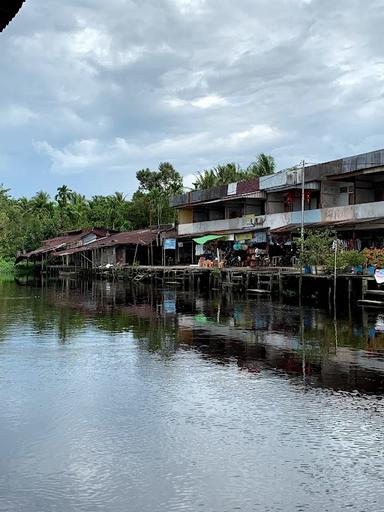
[0,154,274,259]
[193,153,274,189]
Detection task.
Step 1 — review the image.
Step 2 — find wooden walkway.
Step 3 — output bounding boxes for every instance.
[45,264,381,307]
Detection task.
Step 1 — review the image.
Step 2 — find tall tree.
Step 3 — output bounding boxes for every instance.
[247,153,275,177]
[137,162,183,195]
[55,185,72,209]
[136,162,183,226]
[193,169,217,190]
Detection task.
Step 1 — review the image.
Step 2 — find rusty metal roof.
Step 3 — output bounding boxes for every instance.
[0,1,25,32]
[170,178,261,208]
[53,228,176,257]
[87,230,160,250]
[18,228,111,260]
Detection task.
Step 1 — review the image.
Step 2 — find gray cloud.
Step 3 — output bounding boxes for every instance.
[1,0,384,197]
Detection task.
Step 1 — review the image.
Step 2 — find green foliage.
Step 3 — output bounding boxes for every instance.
[0,161,184,258]
[247,153,275,177]
[298,230,367,273]
[341,250,366,268]
[0,153,275,257]
[136,162,183,227]
[193,153,275,190]
[321,249,366,273]
[298,229,336,267]
[0,258,15,273]
[137,162,183,195]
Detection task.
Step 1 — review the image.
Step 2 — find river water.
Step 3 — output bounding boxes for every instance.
[0,278,383,512]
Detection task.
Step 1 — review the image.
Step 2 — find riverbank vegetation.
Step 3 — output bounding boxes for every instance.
[298,229,367,273]
[1,161,184,259]
[0,156,274,260]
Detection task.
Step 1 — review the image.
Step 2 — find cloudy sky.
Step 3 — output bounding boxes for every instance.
[1,0,384,198]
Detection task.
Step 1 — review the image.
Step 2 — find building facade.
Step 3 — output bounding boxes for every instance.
[171,148,384,263]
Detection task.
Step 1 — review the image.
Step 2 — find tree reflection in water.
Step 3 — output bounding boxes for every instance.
[7,277,384,393]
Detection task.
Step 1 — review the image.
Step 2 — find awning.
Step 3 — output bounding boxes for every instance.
[193,235,224,245]
[270,217,384,234]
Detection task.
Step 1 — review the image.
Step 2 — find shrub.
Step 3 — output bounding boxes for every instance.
[297,229,336,268]
[0,258,15,273]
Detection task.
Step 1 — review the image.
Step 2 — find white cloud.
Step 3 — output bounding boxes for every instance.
[191,95,227,108]
[170,0,207,15]
[1,0,384,197]
[183,173,196,189]
[34,123,281,181]
[0,105,37,127]
[165,94,227,109]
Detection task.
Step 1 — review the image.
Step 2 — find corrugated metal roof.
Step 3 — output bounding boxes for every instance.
[299,149,384,183]
[0,1,25,32]
[92,229,160,248]
[19,228,111,259]
[236,178,260,194]
[53,228,176,257]
[170,179,261,208]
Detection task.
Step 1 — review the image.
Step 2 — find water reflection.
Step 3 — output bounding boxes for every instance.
[7,277,384,393]
[0,278,384,512]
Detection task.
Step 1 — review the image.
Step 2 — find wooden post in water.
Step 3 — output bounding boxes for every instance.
[133,243,139,266]
[333,239,338,311]
[348,277,352,307]
[362,276,368,300]
[328,280,332,311]
[298,275,302,307]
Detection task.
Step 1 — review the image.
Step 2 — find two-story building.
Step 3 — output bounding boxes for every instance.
[171,149,384,263]
[260,149,384,239]
[170,178,268,263]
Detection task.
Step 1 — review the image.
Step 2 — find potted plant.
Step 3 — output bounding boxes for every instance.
[345,250,366,274]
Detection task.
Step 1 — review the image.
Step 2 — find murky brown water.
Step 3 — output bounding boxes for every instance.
[0,278,383,511]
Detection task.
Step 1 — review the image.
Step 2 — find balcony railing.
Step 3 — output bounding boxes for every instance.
[177,200,384,236]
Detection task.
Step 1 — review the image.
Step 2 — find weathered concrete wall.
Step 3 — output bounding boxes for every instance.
[355,179,375,204]
[178,215,264,236]
[320,200,384,223]
[266,192,285,214]
[177,200,384,235]
[321,181,351,208]
[260,169,301,191]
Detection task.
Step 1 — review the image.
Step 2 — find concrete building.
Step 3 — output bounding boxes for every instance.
[171,148,384,262]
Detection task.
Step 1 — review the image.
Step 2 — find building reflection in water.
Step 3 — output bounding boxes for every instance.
[9,277,384,393]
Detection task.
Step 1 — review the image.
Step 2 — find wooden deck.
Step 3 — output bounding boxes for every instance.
[43,263,380,308]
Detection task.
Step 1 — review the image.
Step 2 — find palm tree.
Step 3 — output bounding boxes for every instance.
[30,191,53,215]
[109,192,128,230]
[247,153,275,177]
[55,185,73,209]
[193,169,217,190]
[214,163,243,185]
[69,192,89,227]
[55,185,74,229]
